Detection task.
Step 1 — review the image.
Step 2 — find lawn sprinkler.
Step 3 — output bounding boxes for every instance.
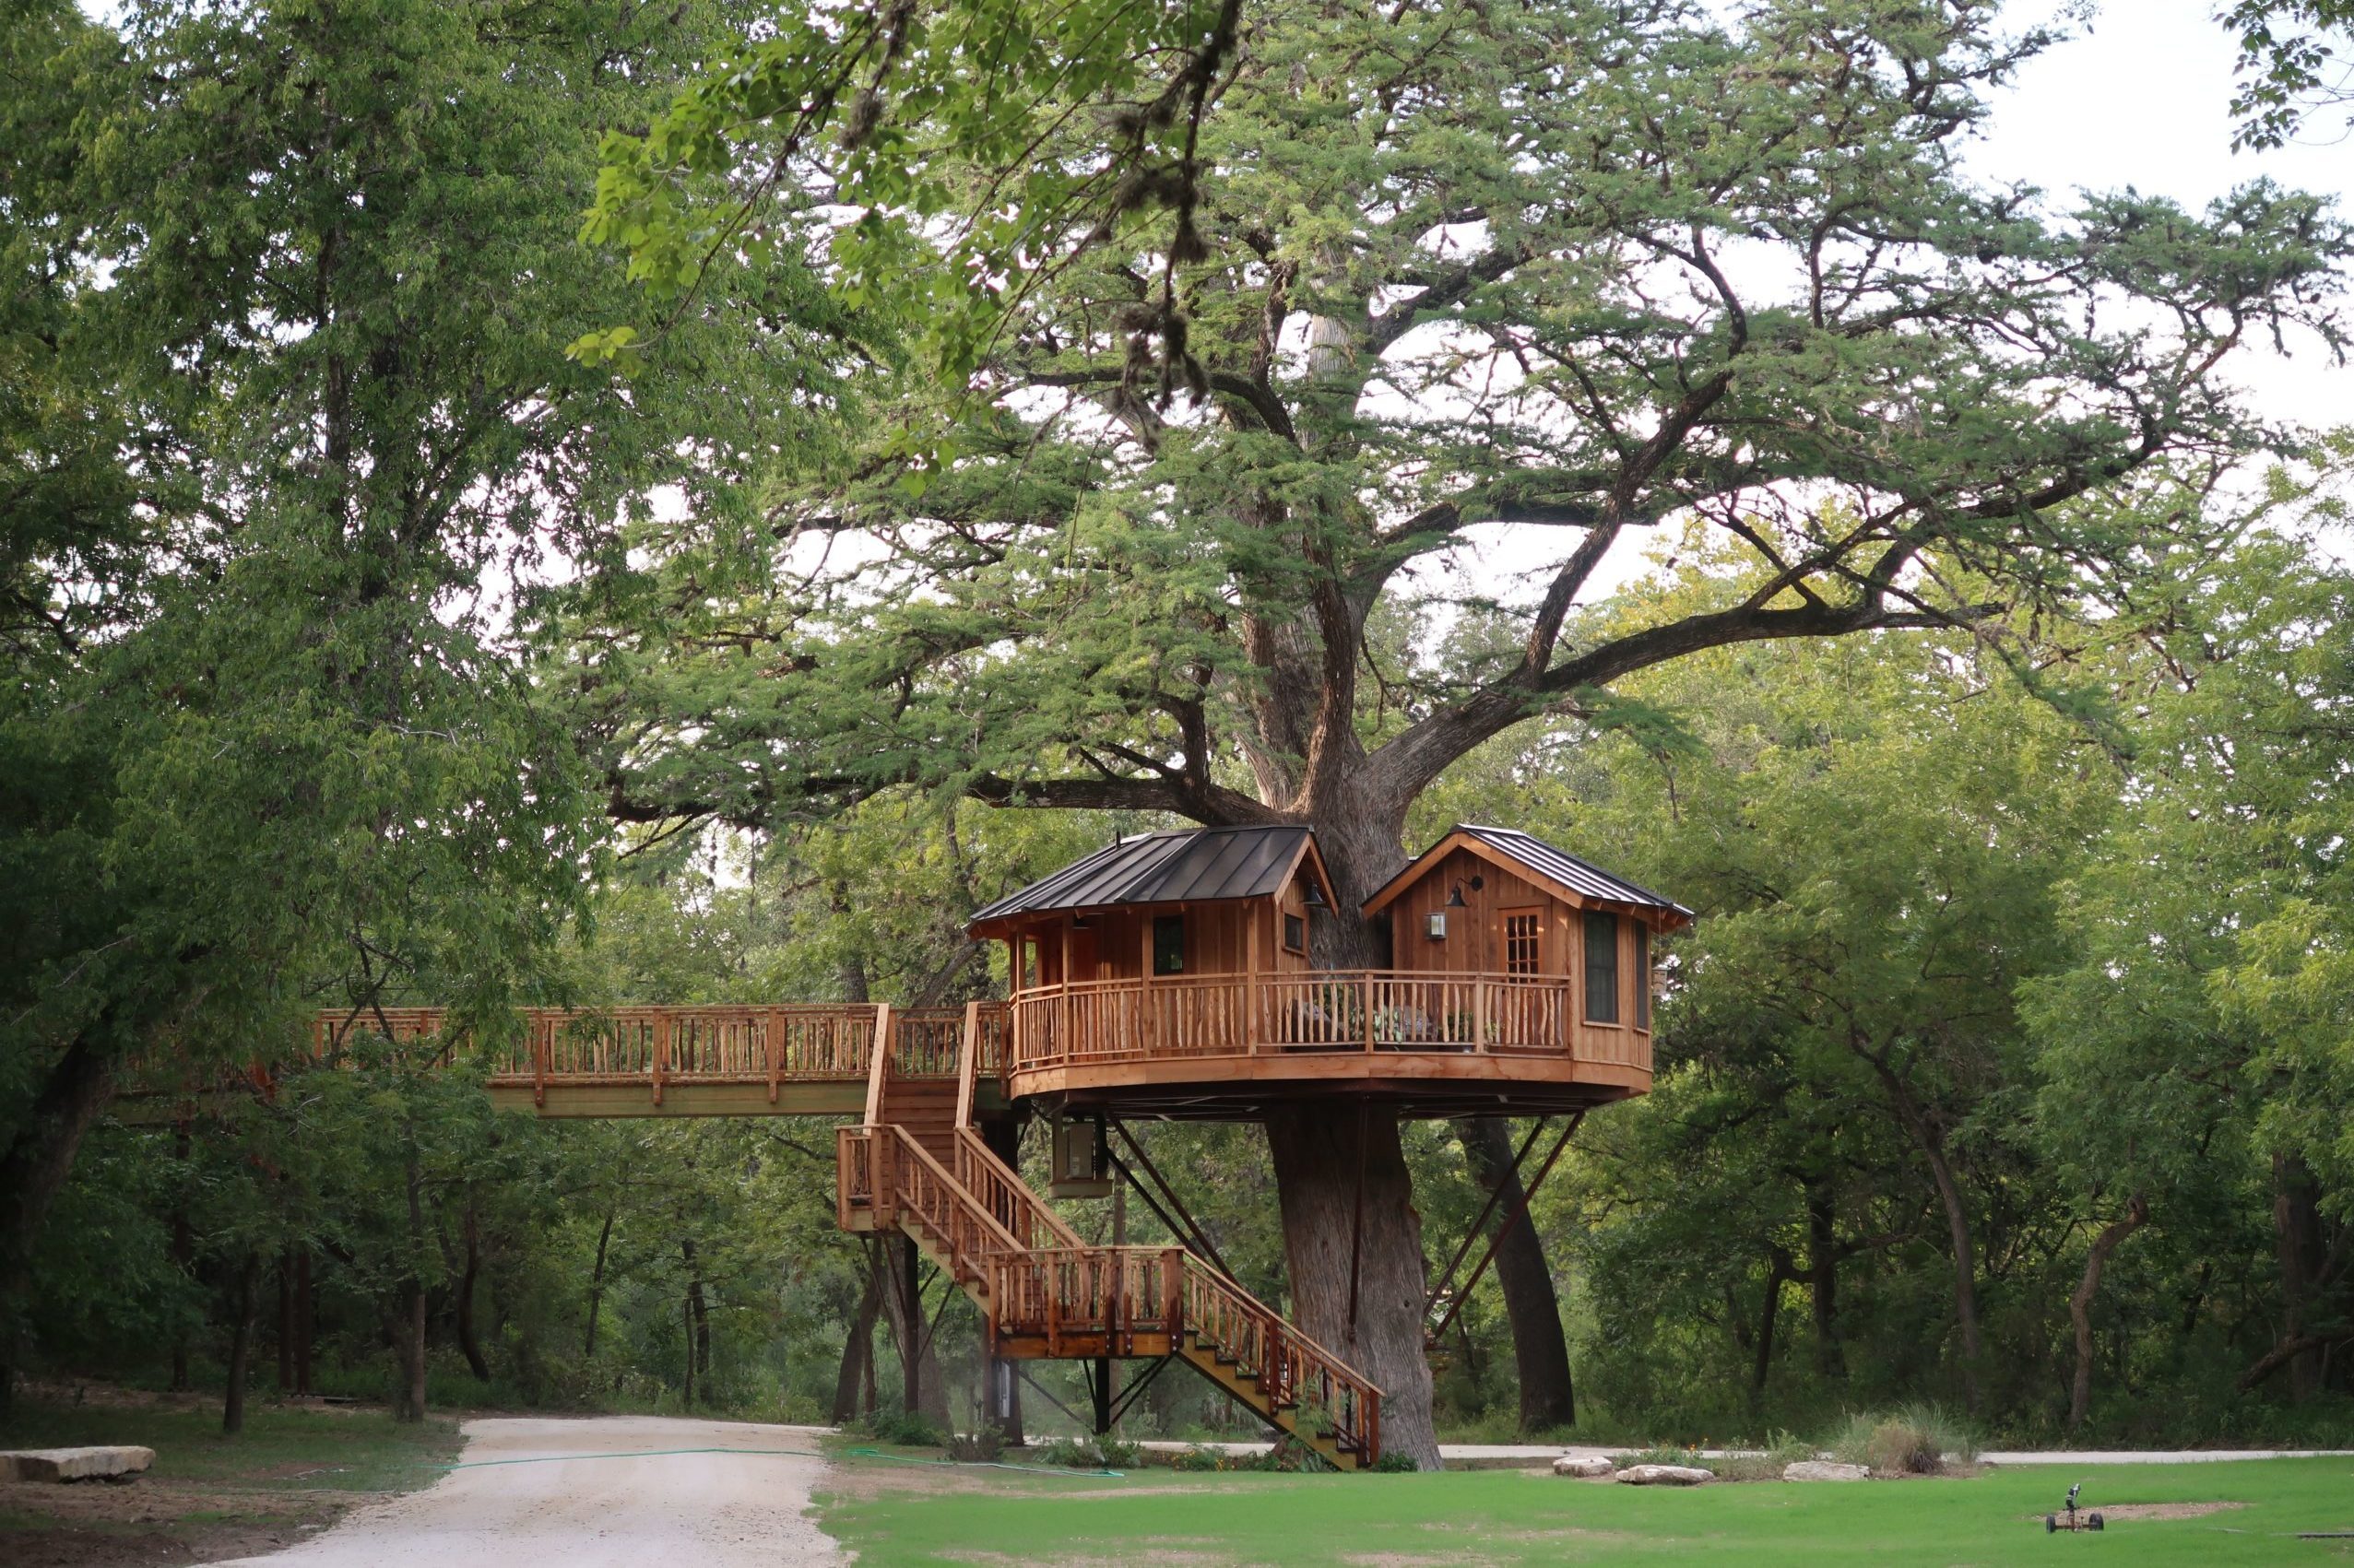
[2044,1482,2105,1534]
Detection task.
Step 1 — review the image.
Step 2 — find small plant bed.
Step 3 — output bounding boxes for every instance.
[0,1386,460,1568]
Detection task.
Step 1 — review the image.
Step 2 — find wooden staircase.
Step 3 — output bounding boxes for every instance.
[836,1005,1383,1470]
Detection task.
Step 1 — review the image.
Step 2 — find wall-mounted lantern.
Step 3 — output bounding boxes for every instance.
[1426,912,1449,940]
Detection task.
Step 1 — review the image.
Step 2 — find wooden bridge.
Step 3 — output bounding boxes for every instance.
[261,997,1384,1468]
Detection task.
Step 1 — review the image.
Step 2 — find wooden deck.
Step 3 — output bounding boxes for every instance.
[1005,970,1650,1115]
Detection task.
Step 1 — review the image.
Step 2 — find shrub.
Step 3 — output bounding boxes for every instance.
[1036,1434,1138,1468]
[857,1405,946,1447]
[1828,1404,1977,1476]
[1370,1450,1421,1472]
[1172,1444,1227,1471]
[945,1428,1005,1463]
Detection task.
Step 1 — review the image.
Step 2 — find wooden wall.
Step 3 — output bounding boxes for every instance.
[1380,845,1660,1024]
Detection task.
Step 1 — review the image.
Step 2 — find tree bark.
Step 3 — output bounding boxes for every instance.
[681,1238,712,1400]
[277,1248,296,1391]
[456,1206,491,1383]
[1857,1044,1981,1411]
[833,1265,882,1424]
[1753,1255,1792,1397]
[1806,1179,1845,1379]
[0,1036,115,1405]
[879,1235,950,1423]
[294,1249,313,1396]
[1265,1103,1439,1468]
[170,1126,195,1394]
[391,1280,428,1421]
[1456,1116,1575,1431]
[2274,1154,2328,1402]
[2067,1194,2148,1432]
[583,1205,615,1358]
[223,1251,261,1434]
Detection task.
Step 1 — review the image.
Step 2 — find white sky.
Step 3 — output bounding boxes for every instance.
[1430,0,2354,609]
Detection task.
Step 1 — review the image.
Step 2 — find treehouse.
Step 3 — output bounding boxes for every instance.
[231,819,1690,1471]
[969,822,1692,1120]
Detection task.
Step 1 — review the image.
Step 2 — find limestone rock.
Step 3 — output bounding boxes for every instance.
[1615,1463,1710,1486]
[1782,1460,1871,1482]
[0,1445,156,1483]
[1553,1455,1615,1478]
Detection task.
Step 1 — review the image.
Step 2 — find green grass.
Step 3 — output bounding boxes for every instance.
[819,1456,2354,1566]
[0,1395,462,1492]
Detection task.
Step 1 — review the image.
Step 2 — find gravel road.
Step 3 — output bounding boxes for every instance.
[213,1415,843,1567]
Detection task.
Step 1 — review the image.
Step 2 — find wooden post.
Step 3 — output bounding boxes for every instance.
[864,1002,893,1126]
[766,1008,785,1104]
[1141,916,1156,1057]
[1246,900,1262,1055]
[1473,975,1487,1054]
[533,1015,548,1107]
[953,998,983,1131]
[651,1010,669,1108]
[1363,973,1375,1053]
[1164,1247,1184,1340]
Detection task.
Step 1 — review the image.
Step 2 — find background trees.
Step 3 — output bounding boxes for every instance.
[5,0,2353,1453]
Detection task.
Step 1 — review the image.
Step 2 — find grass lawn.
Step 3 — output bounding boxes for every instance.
[818,1453,2354,1567]
[0,1391,462,1566]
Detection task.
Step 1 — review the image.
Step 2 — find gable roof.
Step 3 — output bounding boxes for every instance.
[967,826,1331,930]
[1363,824,1695,928]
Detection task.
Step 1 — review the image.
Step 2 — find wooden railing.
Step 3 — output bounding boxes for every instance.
[1009,971,1646,1074]
[299,1002,1010,1104]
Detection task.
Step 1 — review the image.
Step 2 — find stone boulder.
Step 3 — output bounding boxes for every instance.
[1615,1463,1710,1486]
[1552,1455,1615,1478]
[0,1446,156,1483]
[1782,1460,1871,1481]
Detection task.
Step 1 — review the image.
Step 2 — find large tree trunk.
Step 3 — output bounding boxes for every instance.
[277,1248,296,1391]
[1265,1104,1439,1469]
[223,1251,260,1434]
[0,1036,115,1407]
[2067,1194,2147,1432]
[170,1126,195,1394]
[682,1238,713,1399]
[1859,1047,1981,1411]
[1456,1117,1575,1431]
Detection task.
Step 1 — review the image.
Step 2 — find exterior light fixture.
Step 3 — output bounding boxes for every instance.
[1426,912,1449,940]
[1445,886,1467,908]
[1304,882,1328,908]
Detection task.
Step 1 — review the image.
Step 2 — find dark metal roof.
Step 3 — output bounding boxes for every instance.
[969,826,1320,925]
[1449,824,1694,920]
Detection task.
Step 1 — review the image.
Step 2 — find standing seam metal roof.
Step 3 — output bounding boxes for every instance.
[967,826,1318,924]
[1449,824,1694,918]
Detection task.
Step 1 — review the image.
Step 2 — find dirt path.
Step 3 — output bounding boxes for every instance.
[210,1415,842,1568]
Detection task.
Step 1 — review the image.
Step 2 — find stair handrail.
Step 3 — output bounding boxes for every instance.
[953,1126,1085,1252]
[1177,1253,1383,1460]
[881,1124,1028,1271]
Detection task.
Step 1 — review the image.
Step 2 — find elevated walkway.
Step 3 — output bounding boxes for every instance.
[837,1009,1382,1470]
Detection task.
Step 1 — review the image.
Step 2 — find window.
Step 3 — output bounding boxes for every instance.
[1635,924,1651,1029]
[1283,912,1307,955]
[1583,911,1619,1023]
[1502,910,1543,977]
[1153,914,1186,975]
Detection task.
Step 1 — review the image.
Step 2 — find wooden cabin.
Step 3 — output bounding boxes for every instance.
[967,822,1691,1119]
[1363,822,1693,1053]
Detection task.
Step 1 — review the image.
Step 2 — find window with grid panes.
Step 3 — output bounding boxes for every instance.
[1503,910,1542,976]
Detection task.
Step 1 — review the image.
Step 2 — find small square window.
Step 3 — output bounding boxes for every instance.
[1153,914,1186,975]
[1283,913,1307,955]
